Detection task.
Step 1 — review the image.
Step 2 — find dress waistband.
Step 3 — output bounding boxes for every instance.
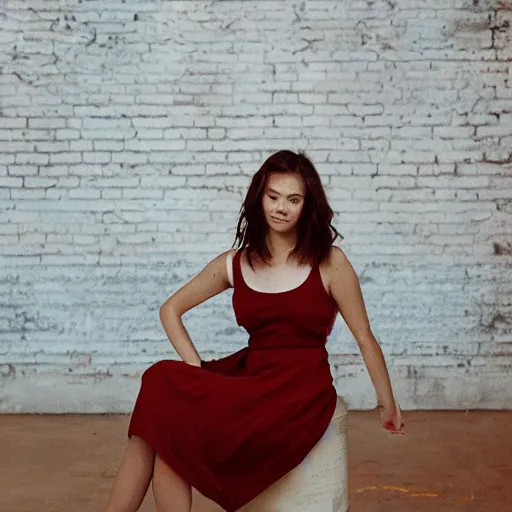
[245,345,329,366]
[247,345,327,351]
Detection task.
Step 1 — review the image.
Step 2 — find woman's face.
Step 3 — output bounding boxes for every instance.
[262,172,305,234]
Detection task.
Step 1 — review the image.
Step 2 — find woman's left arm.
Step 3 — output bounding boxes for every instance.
[327,247,402,429]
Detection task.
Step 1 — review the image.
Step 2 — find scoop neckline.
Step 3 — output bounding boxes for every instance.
[238,258,316,296]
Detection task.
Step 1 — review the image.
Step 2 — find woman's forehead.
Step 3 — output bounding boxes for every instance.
[265,172,304,194]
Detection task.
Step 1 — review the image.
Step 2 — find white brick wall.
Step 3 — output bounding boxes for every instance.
[1,0,511,412]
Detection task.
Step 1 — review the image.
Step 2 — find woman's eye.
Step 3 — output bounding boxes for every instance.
[269,195,277,200]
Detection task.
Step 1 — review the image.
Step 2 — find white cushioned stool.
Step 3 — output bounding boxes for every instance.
[192,395,349,512]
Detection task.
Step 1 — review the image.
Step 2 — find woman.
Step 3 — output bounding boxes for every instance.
[105,150,404,512]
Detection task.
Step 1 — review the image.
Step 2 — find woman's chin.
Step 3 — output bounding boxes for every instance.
[268,223,295,234]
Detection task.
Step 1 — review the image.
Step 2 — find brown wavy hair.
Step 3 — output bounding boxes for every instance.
[233,150,342,268]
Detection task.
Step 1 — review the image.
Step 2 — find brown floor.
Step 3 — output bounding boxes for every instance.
[1,411,511,512]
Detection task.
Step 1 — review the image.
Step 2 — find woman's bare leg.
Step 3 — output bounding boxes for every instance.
[104,435,155,512]
[152,454,192,512]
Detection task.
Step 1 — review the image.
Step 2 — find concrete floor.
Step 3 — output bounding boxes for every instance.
[1,411,511,512]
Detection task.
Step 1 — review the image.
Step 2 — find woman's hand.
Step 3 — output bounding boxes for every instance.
[378,401,404,435]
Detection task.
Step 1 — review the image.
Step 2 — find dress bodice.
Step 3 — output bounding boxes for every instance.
[231,250,337,350]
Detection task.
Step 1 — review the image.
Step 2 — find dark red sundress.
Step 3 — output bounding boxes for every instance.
[128,250,339,511]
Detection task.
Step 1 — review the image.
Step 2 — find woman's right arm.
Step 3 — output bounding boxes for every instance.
[159,250,235,366]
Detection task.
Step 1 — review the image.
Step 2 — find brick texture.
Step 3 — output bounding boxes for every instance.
[0,0,511,412]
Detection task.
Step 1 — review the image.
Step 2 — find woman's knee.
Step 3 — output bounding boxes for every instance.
[141,360,173,382]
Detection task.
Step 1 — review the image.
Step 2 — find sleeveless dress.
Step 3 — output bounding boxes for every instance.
[128,250,339,512]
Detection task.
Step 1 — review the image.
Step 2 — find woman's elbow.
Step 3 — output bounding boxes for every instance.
[159,300,179,320]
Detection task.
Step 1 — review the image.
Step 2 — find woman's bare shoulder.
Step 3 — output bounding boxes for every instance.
[214,248,237,261]
[223,248,237,265]
[322,245,351,271]
[320,246,356,289]
[223,249,237,287]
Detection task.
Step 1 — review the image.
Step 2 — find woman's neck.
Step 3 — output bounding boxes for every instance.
[266,233,296,263]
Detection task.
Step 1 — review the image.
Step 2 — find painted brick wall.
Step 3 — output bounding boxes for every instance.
[1,0,511,412]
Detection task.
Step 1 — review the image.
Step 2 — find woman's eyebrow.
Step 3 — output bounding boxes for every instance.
[267,187,304,197]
